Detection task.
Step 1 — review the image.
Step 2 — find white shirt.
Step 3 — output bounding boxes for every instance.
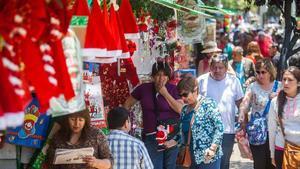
[197,73,244,134]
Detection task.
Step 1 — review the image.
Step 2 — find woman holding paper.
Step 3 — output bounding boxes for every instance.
[46,109,113,169]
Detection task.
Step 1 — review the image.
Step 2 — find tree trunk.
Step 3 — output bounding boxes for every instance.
[277,0,293,80]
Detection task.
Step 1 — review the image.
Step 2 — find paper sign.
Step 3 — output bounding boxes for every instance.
[53,147,94,164]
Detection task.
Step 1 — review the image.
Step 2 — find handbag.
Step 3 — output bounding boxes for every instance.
[5,96,50,149]
[176,117,192,168]
[246,80,278,145]
[279,117,300,169]
[235,129,253,160]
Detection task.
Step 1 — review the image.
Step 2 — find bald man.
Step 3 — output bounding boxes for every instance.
[229,46,255,92]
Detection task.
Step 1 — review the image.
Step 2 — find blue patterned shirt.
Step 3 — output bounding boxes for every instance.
[108,130,153,169]
[181,96,224,164]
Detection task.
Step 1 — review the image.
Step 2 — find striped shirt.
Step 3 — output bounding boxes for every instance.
[108,130,153,169]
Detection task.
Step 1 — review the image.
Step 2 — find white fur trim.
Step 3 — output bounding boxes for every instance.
[125,33,140,39]
[4,111,24,129]
[81,48,107,57]
[83,56,117,63]
[119,52,130,58]
[42,54,54,63]
[8,75,22,86]
[40,44,51,52]
[49,76,58,86]
[50,17,60,25]
[44,64,56,75]
[106,49,122,57]
[51,29,63,39]
[14,14,23,23]
[14,88,25,96]
[2,57,19,72]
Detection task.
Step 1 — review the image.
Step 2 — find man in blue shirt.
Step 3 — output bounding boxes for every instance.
[107,107,153,169]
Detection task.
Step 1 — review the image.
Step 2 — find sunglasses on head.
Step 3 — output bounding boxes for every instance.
[256,70,267,75]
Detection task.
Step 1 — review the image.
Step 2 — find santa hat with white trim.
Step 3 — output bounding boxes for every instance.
[110,5,130,58]
[119,0,140,39]
[82,0,107,57]
[102,0,121,57]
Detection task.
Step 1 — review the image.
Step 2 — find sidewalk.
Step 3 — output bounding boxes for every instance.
[230,143,253,169]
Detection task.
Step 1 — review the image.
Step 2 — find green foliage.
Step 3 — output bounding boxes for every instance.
[129,0,175,22]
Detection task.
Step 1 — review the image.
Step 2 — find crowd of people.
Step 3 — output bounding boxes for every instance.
[45,28,300,169]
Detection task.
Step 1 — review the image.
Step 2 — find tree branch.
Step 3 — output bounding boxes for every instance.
[273,0,284,13]
[290,46,300,57]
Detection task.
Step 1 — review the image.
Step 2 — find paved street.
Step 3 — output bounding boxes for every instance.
[230,143,253,169]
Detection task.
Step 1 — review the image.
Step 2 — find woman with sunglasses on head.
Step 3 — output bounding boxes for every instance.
[124,61,184,169]
[177,76,224,169]
[239,58,281,169]
[268,66,300,169]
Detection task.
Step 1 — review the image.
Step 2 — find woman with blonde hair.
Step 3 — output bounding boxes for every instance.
[239,58,281,169]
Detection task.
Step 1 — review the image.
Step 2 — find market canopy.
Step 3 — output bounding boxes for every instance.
[151,0,238,16]
[150,0,213,18]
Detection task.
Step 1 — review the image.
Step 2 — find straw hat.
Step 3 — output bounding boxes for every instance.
[202,41,222,54]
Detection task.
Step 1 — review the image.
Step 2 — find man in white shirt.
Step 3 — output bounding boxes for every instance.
[197,54,244,169]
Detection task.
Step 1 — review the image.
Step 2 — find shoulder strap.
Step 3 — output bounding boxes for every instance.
[187,114,194,145]
[262,80,279,117]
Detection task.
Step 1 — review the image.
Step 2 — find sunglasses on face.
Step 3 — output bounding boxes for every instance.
[256,70,268,75]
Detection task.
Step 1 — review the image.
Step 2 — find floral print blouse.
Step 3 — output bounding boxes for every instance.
[46,127,113,169]
[240,81,281,118]
[181,96,224,164]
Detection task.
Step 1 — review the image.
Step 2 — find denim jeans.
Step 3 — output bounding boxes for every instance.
[220,134,235,169]
[192,158,221,169]
[144,134,179,169]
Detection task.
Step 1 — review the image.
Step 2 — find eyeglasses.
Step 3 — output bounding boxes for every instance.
[256,70,268,75]
[179,92,190,98]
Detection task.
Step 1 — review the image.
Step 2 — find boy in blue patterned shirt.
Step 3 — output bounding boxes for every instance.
[107,107,153,169]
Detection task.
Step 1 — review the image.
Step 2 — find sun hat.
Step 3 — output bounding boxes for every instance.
[201,41,222,54]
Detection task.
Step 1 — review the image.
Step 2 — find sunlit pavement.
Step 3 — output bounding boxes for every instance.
[230,143,253,169]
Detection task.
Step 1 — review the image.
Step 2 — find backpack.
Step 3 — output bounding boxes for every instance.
[246,81,278,145]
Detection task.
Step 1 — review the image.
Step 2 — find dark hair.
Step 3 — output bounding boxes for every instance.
[151,61,172,79]
[255,58,277,81]
[107,107,129,129]
[57,109,91,143]
[177,76,198,93]
[277,66,300,118]
[287,53,300,68]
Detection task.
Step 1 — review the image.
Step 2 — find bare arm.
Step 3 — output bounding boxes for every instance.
[123,95,138,110]
[239,90,252,128]
[235,98,243,108]
[158,86,184,113]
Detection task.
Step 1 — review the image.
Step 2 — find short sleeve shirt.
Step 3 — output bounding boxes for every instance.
[131,82,180,133]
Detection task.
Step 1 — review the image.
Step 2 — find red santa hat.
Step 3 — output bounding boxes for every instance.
[72,0,90,16]
[115,8,130,58]
[119,0,140,39]
[82,0,107,57]
[109,6,123,58]
[102,0,121,57]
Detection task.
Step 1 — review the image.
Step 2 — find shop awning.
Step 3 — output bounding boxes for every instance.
[150,0,213,18]
[198,4,238,16]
